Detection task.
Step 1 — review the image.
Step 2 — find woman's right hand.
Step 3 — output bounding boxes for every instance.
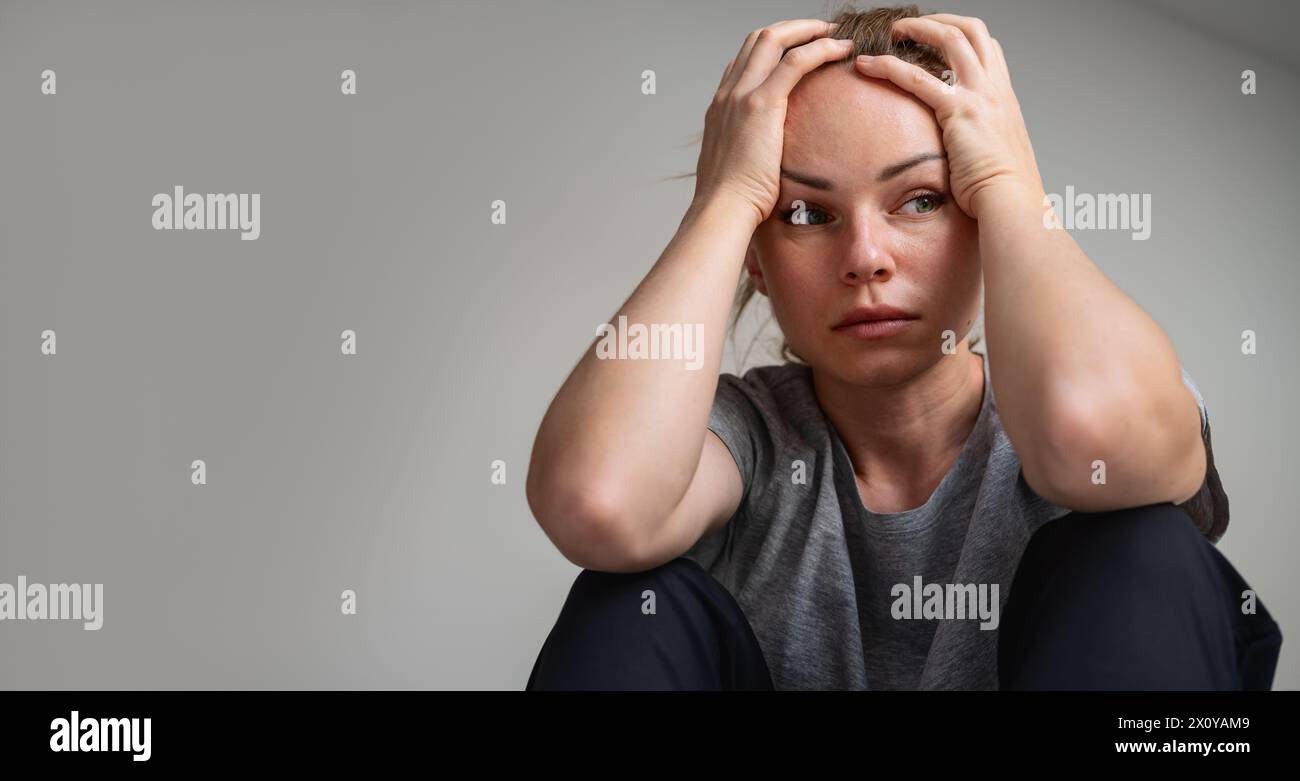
[692,20,856,225]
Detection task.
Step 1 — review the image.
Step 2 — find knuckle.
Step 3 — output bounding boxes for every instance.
[741,90,768,112]
[942,26,965,44]
[781,47,808,68]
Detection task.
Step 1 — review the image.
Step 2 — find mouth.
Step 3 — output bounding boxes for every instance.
[832,318,917,339]
[832,305,919,340]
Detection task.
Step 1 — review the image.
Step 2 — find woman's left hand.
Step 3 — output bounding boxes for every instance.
[854,14,1044,219]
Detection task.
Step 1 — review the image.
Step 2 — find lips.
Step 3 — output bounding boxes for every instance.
[832,305,919,329]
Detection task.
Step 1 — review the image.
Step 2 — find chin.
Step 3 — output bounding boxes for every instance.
[814,347,915,383]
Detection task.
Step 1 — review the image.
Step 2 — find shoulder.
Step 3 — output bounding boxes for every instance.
[715,361,827,428]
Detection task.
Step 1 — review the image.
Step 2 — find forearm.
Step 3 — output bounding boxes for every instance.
[974,183,1187,491]
[527,196,758,534]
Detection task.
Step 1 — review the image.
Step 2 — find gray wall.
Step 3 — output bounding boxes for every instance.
[1,0,1295,689]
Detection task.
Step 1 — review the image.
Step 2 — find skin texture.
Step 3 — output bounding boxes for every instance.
[744,67,988,511]
[740,13,1207,513]
[856,14,1205,512]
[525,14,1208,573]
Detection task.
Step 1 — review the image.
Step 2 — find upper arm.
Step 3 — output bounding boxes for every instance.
[629,429,744,571]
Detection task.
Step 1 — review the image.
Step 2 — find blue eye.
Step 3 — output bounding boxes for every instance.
[779,204,832,225]
[900,191,947,215]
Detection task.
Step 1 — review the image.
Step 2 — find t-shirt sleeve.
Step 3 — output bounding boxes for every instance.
[683,370,779,571]
[1176,366,1229,544]
[706,372,772,519]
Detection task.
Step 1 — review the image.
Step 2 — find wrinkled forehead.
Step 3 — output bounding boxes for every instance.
[782,66,944,185]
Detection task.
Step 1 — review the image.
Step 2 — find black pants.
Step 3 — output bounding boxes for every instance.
[526,503,1282,690]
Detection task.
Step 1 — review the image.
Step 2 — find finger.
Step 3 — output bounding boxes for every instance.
[721,19,833,94]
[730,18,838,94]
[755,37,857,100]
[989,37,1011,84]
[890,17,986,90]
[918,13,997,71]
[718,56,737,90]
[721,29,763,93]
[853,54,952,110]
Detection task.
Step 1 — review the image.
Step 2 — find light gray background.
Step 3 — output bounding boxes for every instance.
[1,0,1295,689]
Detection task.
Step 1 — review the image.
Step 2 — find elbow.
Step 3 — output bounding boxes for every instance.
[1018,392,1112,510]
[1022,384,1204,511]
[526,474,649,574]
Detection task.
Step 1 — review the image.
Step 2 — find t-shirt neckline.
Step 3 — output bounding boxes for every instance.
[821,351,992,534]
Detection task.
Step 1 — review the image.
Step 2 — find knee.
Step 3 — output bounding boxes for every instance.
[526,556,746,690]
[538,555,725,659]
[1000,503,1258,689]
[1017,503,1210,604]
[565,555,714,615]
[1002,503,1221,649]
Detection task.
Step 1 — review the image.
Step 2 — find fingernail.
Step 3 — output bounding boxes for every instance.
[857,54,875,63]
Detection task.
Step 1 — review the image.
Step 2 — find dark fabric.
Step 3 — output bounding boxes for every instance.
[527,504,1281,690]
[526,556,774,691]
[999,502,1282,690]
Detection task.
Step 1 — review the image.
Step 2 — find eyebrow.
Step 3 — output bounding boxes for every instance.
[780,151,946,191]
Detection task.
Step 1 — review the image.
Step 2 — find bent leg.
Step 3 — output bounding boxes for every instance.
[999,502,1282,690]
[526,556,774,691]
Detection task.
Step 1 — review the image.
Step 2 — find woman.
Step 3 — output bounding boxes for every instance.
[523,5,1282,690]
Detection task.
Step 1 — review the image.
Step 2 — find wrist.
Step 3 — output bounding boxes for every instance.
[970,178,1047,222]
[684,192,764,233]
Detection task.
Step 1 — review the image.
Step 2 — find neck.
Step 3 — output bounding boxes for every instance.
[811,345,985,508]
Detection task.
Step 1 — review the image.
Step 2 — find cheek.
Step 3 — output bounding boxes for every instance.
[914,212,977,253]
[759,253,831,330]
[946,212,981,255]
[924,222,980,285]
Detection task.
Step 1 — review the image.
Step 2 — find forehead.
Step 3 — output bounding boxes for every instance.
[782,66,943,179]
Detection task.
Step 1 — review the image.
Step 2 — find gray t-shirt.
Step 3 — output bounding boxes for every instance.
[683,347,1228,690]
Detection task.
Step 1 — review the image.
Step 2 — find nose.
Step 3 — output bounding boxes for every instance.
[839,216,895,285]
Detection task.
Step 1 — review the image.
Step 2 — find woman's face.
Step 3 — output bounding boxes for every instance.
[746,64,982,386]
